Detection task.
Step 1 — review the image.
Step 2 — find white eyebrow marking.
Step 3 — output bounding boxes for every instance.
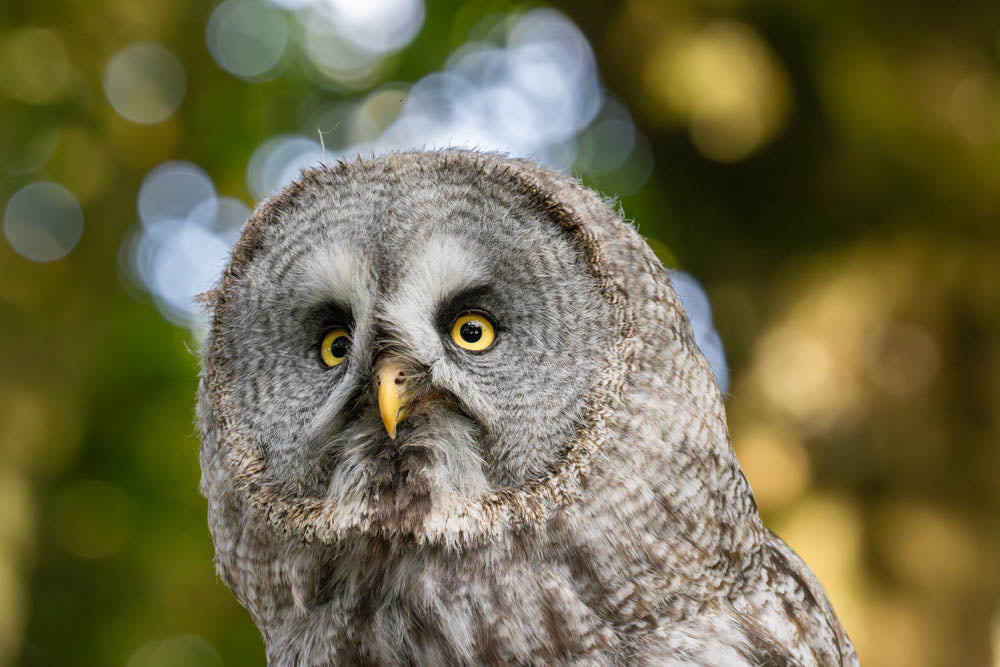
[293,243,373,308]
[383,235,489,347]
[408,235,488,305]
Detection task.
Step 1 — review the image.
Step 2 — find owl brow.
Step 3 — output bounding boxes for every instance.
[434,284,497,331]
[305,301,354,332]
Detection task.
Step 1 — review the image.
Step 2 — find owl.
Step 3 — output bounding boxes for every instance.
[197,150,858,666]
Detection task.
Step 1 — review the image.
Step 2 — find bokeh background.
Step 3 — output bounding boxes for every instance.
[1,0,999,665]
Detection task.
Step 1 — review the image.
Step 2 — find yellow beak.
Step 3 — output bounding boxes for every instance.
[377,360,408,440]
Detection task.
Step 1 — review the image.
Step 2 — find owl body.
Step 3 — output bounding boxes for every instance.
[198,151,857,665]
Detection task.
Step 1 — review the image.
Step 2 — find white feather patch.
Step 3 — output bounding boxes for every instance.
[294,243,373,309]
[382,235,488,349]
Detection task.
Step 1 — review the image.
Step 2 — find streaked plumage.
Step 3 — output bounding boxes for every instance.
[198,150,857,665]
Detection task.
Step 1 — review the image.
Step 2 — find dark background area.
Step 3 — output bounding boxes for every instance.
[1,1,998,665]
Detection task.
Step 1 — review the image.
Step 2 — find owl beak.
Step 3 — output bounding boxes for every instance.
[376,360,409,440]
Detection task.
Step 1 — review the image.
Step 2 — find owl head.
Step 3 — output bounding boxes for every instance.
[199,150,754,626]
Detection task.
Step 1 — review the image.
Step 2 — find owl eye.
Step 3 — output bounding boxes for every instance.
[320,328,351,367]
[450,313,495,351]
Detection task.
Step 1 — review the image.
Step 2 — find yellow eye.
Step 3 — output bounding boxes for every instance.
[450,313,495,351]
[320,328,351,367]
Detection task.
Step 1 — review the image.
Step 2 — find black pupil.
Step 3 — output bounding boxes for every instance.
[459,320,483,343]
[329,335,349,358]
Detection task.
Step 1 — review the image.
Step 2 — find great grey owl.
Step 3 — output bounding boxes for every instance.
[198,150,858,666]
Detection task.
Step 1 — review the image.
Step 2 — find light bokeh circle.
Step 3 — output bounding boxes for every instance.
[138,162,216,234]
[207,0,289,80]
[103,43,186,124]
[4,182,83,262]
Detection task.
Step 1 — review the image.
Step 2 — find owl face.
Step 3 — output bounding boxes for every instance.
[211,159,615,533]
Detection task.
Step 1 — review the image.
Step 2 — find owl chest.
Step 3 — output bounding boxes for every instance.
[317,550,619,666]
